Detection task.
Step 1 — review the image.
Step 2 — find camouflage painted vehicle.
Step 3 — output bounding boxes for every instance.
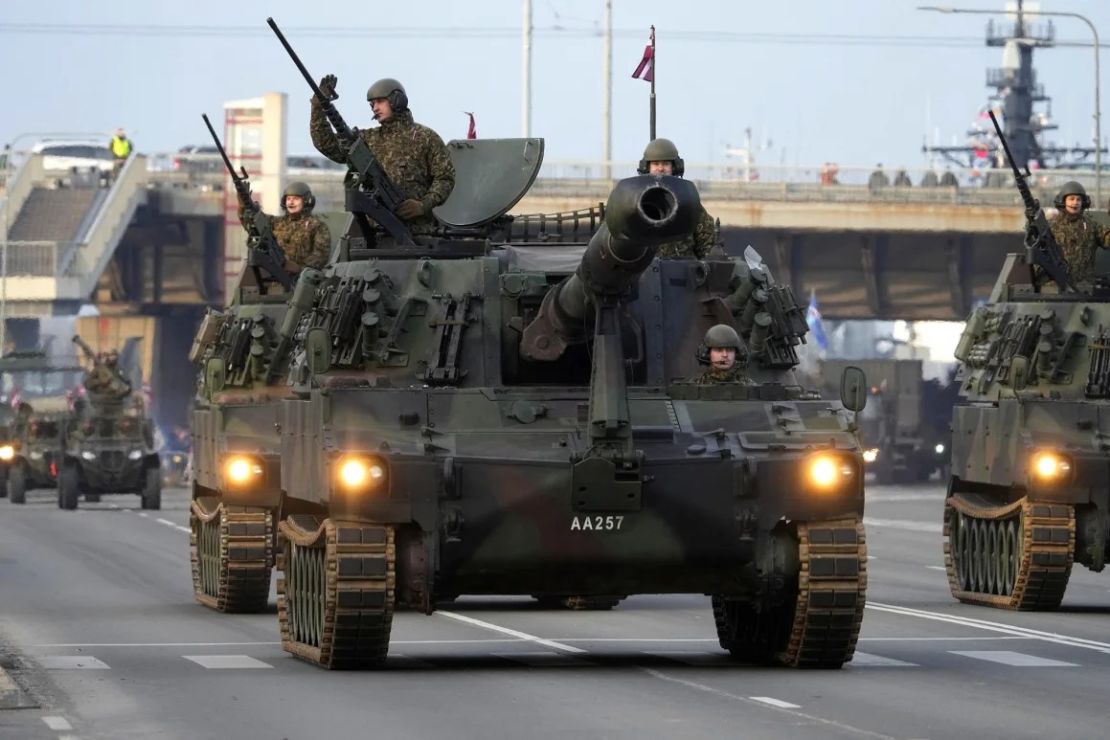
[192,121,869,668]
[59,401,162,510]
[0,352,84,505]
[943,246,1110,609]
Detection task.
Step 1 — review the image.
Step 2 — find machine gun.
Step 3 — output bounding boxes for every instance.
[266,17,415,247]
[72,335,97,364]
[989,111,1073,293]
[201,113,294,293]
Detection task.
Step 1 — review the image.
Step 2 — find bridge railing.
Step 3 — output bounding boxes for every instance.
[3,240,71,276]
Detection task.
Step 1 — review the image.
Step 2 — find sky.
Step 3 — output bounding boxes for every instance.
[2,0,1110,168]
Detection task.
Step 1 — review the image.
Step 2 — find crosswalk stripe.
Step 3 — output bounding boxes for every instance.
[183,655,273,669]
[39,656,110,670]
[849,651,918,667]
[950,650,1078,667]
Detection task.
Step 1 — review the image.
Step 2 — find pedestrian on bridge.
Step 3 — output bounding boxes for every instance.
[109,128,133,182]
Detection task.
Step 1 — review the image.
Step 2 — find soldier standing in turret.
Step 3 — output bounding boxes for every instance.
[1048,181,1110,284]
[309,76,455,235]
[694,325,757,385]
[84,349,132,400]
[638,138,717,259]
[238,181,331,274]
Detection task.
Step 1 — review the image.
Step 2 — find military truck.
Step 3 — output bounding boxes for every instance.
[57,337,161,510]
[0,352,84,504]
[819,359,951,483]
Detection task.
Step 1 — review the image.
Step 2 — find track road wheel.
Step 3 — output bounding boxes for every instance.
[58,462,79,510]
[141,468,161,510]
[189,499,273,613]
[714,517,867,669]
[277,517,395,669]
[8,464,26,505]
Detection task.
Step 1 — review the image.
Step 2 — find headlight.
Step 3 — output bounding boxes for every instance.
[334,454,387,495]
[862,448,879,464]
[128,449,143,461]
[934,443,946,455]
[29,450,43,460]
[805,452,857,492]
[1030,450,1072,483]
[81,450,97,461]
[223,455,264,489]
[0,444,13,461]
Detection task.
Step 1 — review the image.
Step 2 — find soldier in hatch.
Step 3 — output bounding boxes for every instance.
[84,350,132,400]
[1047,181,1110,284]
[309,75,455,234]
[638,138,718,259]
[694,324,757,385]
[238,181,330,274]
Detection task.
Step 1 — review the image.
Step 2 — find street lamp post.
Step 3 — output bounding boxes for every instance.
[918,5,1102,204]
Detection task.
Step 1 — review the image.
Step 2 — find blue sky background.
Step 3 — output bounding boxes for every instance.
[2,0,1109,167]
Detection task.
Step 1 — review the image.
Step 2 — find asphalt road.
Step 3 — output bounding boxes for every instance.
[2,482,1110,740]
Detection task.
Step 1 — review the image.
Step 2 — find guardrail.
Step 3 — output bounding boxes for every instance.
[3,240,69,276]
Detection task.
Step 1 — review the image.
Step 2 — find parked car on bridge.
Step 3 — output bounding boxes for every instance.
[32,140,117,173]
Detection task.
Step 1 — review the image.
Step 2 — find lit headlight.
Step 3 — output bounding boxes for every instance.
[128,449,143,461]
[1030,450,1072,483]
[0,444,13,461]
[862,448,879,464]
[334,455,387,495]
[805,452,857,492]
[29,450,43,460]
[934,443,946,455]
[81,450,97,461]
[223,455,264,489]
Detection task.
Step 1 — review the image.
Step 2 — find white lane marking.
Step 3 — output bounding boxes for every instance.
[925,565,948,571]
[642,669,899,740]
[849,652,918,667]
[868,601,1110,654]
[32,641,279,648]
[42,717,73,731]
[436,611,586,654]
[137,512,149,518]
[749,696,802,709]
[950,650,1078,667]
[492,651,593,667]
[155,517,191,534]
[863,517,942,533]
[549,637,717,643]
[183,655,273,669]
[39,656,110,670]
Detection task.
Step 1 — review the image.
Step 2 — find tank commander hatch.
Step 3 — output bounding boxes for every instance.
[638,138,718,259]
[694,324,757,386]
[310,75,455,235]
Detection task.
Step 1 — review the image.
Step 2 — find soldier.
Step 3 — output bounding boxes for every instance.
[239,181,330,274]
[637,138,717,259]
[1048,181,1110,284]
[84,350,132,400]
[310,76,455,234]
[694,324,757,385]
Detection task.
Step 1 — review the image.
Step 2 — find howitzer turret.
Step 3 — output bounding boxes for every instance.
[520,175,698,363]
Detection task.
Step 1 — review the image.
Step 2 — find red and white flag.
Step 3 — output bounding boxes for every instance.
[465,112,477,140]
[631,27,655,82]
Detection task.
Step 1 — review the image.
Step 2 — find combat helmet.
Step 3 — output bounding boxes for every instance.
[1054,180,1091,211]
[697,324,747,365]
[282,181,316,212]
[637,137,685,177]
[366,78,408,112]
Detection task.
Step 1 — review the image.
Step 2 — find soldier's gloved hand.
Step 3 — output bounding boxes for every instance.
[396,199,425,220]
[318,74,338,101]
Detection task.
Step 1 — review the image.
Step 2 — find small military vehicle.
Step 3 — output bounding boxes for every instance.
[0,352,84,504]
[58,337,161,510]
[187,19,870,667]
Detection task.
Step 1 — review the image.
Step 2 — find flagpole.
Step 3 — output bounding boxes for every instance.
[522,0,532,138]
[603,0,612,183]
[649,25,656,141]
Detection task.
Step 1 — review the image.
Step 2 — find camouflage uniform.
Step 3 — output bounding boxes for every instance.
[310,104,455,234]
[694,365,757,385]
[1049,212,1110,284]
[271,212,330,271]
[85,362,131,400]
[655,205,717,259]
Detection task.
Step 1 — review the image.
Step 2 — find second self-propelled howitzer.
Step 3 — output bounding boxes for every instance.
[201,113,294,293]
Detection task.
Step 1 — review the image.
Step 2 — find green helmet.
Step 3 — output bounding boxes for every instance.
[637,138,685,177]
[704,324,742,350]
[1054,180,1091,210]
[366,78,408,111]
[282,181,316,211]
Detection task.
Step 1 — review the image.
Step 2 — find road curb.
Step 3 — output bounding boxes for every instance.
[0,663,37,710]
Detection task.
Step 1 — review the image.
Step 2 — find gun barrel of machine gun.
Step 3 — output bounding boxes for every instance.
[266,17,354,142]
[988,111,1074,293]
[71,335,96,362]
[202,113,253,208]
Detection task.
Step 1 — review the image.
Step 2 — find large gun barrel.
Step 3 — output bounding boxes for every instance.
[521,175,699,362]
